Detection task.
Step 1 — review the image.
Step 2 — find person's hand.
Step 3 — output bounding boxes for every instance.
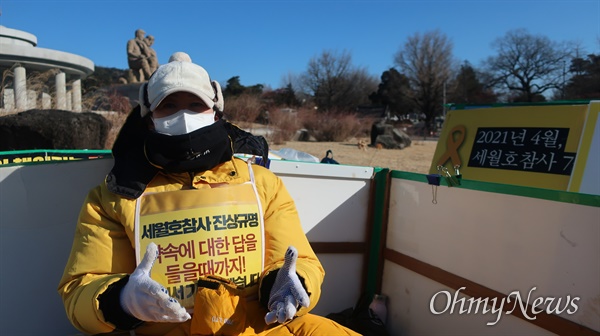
[264,246,310,324]
[120,242,191,323]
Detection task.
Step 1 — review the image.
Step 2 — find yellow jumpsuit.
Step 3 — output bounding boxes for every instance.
[58,157,360,336]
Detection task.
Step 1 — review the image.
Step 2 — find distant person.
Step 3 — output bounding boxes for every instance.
[58,52,359,336]
[320,150,340,164]
[127,29,152,81]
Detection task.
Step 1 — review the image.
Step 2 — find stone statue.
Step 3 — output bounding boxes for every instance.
[144,35,159,74]
[126,29,155,82]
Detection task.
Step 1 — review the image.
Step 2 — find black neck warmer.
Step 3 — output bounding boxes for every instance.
[106,106,159,199]
[107,106,269,199]
[144,119,233,174]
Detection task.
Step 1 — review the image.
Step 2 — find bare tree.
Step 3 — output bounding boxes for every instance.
[301,49,377,112]
[279,72,301,93]
[280,71,310,107]
[393,29,454,133]
[343,67,379,107]
[484,29,572,102]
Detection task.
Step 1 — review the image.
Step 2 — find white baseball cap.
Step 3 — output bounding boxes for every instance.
[140,52,216,116]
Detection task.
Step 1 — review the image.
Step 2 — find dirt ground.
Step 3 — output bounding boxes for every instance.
[270,138,438,174]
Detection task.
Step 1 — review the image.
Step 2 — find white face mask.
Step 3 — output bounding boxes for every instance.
[153,110,215,136]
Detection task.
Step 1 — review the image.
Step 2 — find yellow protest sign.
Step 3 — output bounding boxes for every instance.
[135,184,264,309]
[430,103,589,190]
[568,101,600,194]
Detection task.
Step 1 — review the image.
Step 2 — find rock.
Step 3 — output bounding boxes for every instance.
[0,109,110,151]
[293,129,316,142]
[392,128,412,149]
[371,120,412,149]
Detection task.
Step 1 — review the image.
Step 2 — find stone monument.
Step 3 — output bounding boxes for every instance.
[144,35,159,74]
[126,29,158,83]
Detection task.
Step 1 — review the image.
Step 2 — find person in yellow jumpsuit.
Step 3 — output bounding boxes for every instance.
[58,52,361,336]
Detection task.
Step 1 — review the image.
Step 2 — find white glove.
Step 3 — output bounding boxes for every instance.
[120,242,191,323]
[264,246,310,324]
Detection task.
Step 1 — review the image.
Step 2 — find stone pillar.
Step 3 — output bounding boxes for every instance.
[14,66,27,111]
[55,72,66,110]
[27,90,37,109]
[42,93,52,109]
[72,79,82,112]
[2,89,15,111]
[66,89,72,111]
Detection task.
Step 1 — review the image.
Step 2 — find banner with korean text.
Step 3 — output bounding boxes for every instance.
[430,103,589,191]
[135,184,264,309]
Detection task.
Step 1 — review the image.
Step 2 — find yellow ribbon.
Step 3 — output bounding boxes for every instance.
[437,125,466,168]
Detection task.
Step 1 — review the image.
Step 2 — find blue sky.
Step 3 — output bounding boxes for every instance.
[1,0,599,89]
